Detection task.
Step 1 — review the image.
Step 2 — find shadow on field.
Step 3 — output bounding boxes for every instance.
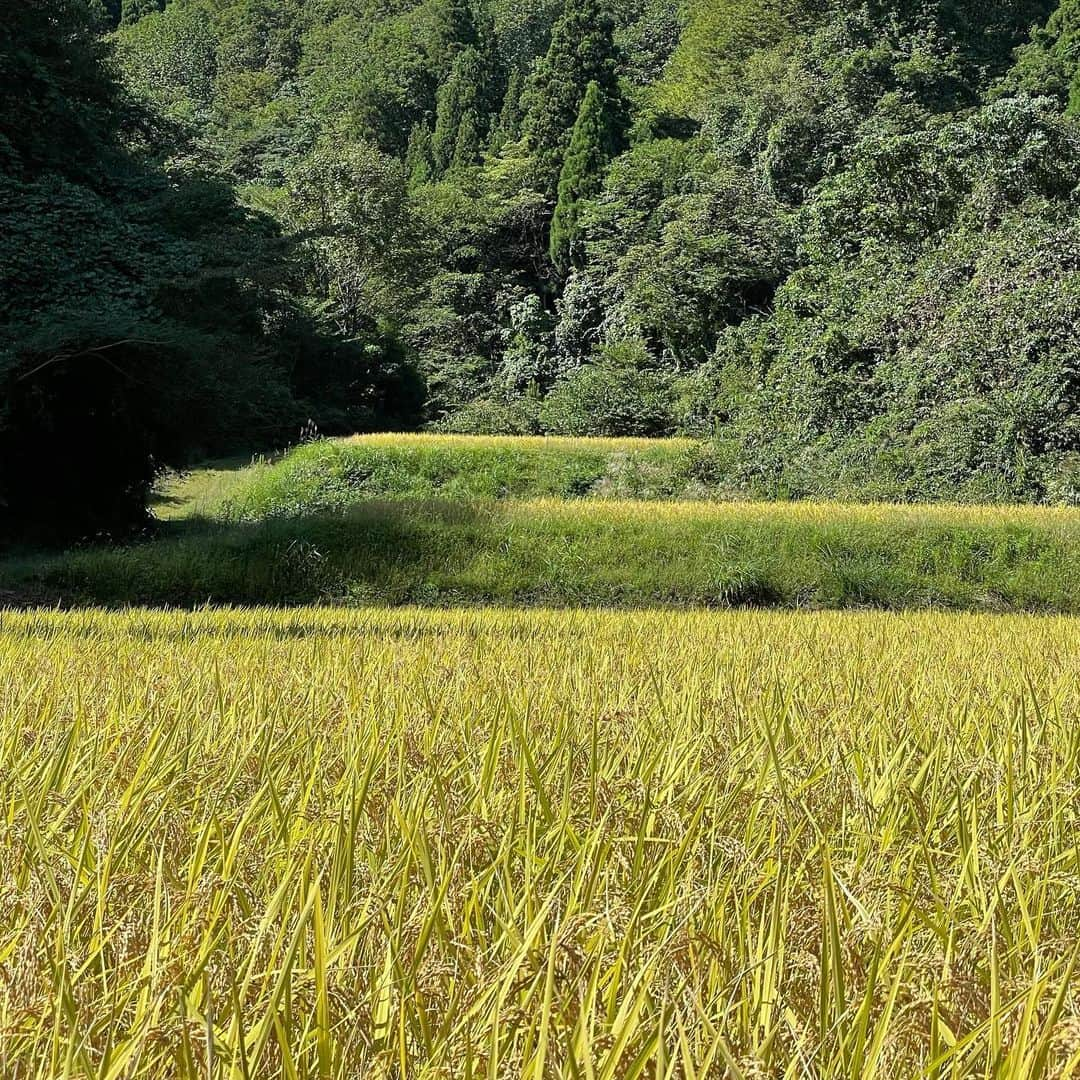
[1,498,1077,614]
[0,501,499,611]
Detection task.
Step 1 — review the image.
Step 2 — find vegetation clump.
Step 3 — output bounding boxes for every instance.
[220,434,710,519]
[4,478,1079,610]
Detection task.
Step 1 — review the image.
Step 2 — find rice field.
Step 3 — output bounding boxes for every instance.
[10,494,1080,611]
[2,605,1080,1077]
[7,433,1079,612]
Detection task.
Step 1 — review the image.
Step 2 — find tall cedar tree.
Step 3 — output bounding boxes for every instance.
[522,0,623,190]
[427,0,481,79]
[549,80,619,273]
[490,66,527,152]
[405,122,436,186]
[452,108,484,169]
[433,46,489,173]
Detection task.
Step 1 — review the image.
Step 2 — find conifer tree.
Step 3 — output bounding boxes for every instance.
[522,0,624,190]
[405,123,435,187]
[549,80,617,274]
[432,46,490,173]
[426,0,480,78]
[489,66,526,153]
[452,109,483,170]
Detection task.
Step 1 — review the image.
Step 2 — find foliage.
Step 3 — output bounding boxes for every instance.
[432,46,494,174]
[288,141,427,337]
[435,392,545,434]
[521,0,625,189]
[549,81,623,273]
[718,96,1080,502]
[563,149,791,367]
[1001,0,1080,109]
[652,0,809,121]
[540,349,680,436]
[0,0,309,542]
[10,0,1080,528]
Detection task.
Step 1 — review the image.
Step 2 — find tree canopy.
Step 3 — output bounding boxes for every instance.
[4,0,1080,541]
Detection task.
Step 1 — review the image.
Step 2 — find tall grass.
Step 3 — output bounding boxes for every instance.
[1,606,1079,1076]
[9,498,1080,611]
[219,435,714,521]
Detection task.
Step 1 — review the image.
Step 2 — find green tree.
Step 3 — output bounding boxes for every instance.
[540,345,679,436]
[425,0,481,78]
[1002,0,1080,110]
[522,0,624,189]
[490,66,526,152]
[718,96,1080,501]
[288,141,428,338]
[432,46,490,173]
[406,122,436,187]
[549,81,621,273]
[120,0,164,26]
[114,1,218,123]
[452,108,484,169]
[654,0,806,120]
[0,0,329,541]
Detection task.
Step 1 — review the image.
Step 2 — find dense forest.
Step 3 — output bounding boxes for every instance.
[4,0,1080,538]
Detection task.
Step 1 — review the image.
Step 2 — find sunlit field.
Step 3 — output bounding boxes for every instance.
[2,606,1079,1077]
[6,435,1080,612]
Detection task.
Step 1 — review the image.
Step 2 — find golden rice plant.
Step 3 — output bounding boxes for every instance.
[1,607,1079,1077]
[337,433,701,453]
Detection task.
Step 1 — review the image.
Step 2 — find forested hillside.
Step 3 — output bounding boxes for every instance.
[4,0,1080,538]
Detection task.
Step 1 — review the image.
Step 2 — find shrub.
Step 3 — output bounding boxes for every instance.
[436,393,543,435]
[540,360,678,437]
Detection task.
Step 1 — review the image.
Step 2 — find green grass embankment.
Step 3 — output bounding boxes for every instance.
[214,434,717,521]
[5,498,1080,611]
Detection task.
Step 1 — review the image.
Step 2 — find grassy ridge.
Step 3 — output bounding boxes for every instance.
[7,436,1080,611]
[218,434,714,521]
[3,606,1079,1074]
[8,497,1080,610]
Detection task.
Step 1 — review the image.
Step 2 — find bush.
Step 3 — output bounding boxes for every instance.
[1044,453,1080,506]
[539,360,679,437]
[436,392,543,435]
